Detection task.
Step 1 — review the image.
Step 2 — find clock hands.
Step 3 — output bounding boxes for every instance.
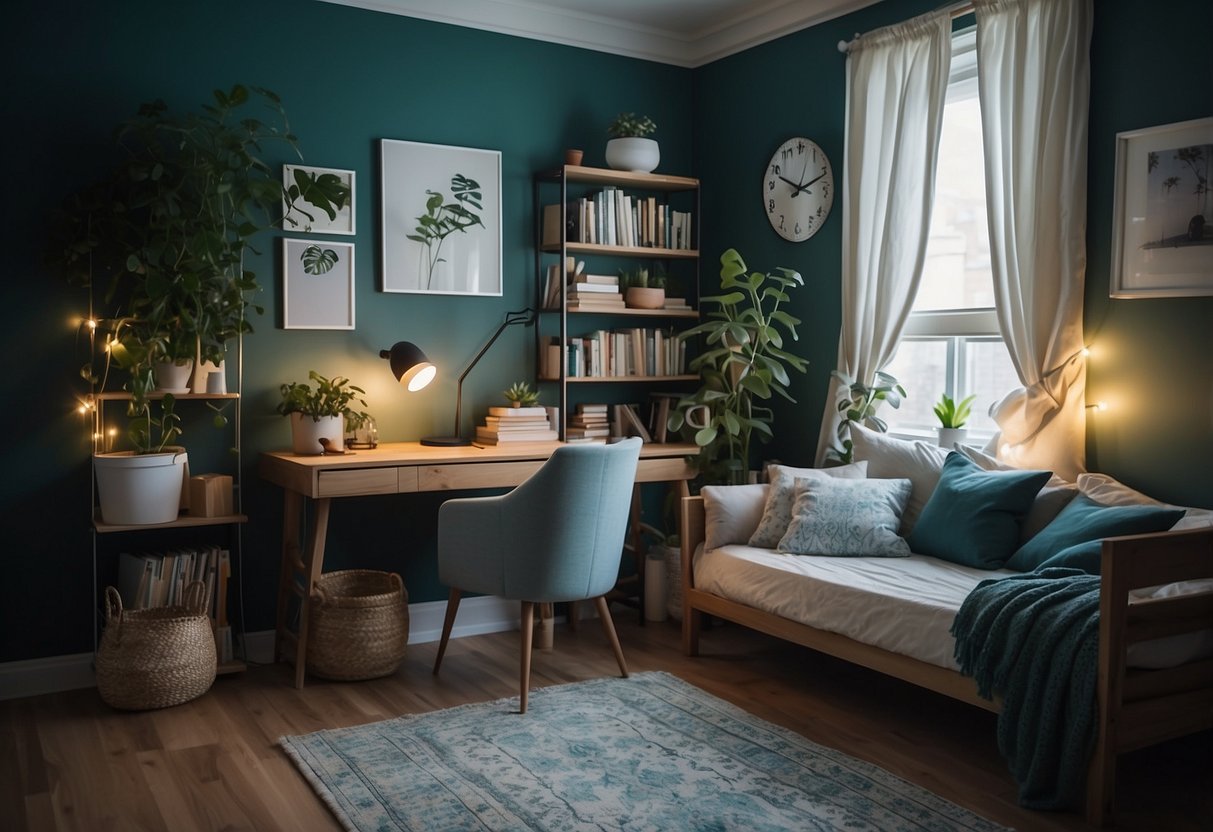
[778,170,828,197]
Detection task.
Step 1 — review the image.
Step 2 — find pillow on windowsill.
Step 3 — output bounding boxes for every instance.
[747,460,869,549]
[849,423,949,536]
[907,451,1051,569]
[701,484,768,550]
[1005,493,1186,573]
[955,444,1079,543]
[776,475,912,558]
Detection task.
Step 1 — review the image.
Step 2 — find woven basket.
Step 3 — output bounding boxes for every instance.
[306,570,409,681]
[96,581,217,710]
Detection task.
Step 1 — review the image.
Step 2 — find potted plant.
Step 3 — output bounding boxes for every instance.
[933,392,976,449]
[828,371,908,464]
[51,85,349,518]
[277,371,371,455]
[619,266,666,309]
[605,112,659,173]
[503,381,540,408]
[669,248,809,485]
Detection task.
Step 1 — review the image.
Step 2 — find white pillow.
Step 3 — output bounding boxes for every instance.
[701,484,768,550]
[1077,473,1213,531]
[747,461,869,548]
[849,423,948,535]
[776,476,912,557]
[955,444,1079,542]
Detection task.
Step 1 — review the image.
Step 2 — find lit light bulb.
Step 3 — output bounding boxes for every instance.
[1081,347,1090,357]
[87,319,97,331]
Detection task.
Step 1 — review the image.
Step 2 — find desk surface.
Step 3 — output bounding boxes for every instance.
[259,441,698,498]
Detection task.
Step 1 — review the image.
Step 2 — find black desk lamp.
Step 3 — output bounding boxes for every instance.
[379,341,437,392]
[415,307,536,447]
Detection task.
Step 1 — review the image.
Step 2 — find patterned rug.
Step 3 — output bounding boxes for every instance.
[280,671,1007,831]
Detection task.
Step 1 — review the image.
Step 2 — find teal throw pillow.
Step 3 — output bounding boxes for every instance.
[906,451,1051,569]
[1005,493,1185,572]
[776,476,912,557]
[1035,539,1103,574]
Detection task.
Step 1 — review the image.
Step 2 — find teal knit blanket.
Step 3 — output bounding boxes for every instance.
[952,567,1102,810]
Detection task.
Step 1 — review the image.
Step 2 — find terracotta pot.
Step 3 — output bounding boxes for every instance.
[625,287,665,309]
[565,149,584,165]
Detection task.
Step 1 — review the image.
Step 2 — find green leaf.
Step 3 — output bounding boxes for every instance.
[300,244,340,275]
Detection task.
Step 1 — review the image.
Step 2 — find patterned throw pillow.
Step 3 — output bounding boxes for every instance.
[776,476,913,558]
[747,461,868,549]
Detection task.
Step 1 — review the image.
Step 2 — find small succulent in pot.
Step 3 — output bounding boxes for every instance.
[503,381,540,408]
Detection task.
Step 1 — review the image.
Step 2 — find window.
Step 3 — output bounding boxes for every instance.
[883,28,1017,441]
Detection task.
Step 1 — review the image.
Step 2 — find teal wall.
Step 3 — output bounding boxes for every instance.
[694,0,1212,507]
[3,0,692,662]
[5,0,1210,665]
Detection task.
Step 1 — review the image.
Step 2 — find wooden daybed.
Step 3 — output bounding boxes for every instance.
[678,495,1213,826]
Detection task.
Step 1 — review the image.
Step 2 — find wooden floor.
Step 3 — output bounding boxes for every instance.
[2,613,1209,831]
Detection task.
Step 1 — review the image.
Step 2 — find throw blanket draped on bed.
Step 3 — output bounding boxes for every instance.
[952,567,1101,810]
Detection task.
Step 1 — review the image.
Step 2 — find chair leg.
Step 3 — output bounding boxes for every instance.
[594,595,629,678]
[432,588,463,675]
[520,601,535,714]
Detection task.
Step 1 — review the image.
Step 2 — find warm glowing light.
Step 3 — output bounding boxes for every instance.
[1081,347,1090,357]
[87,319,98,331]
[1086,400,1108,411]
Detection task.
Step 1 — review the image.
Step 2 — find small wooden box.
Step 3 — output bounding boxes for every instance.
[188,474,233,517]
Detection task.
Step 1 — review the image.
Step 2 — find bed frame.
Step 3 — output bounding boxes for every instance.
[678,495,1213,826]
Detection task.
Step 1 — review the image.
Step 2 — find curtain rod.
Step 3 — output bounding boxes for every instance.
[837,2,975,53]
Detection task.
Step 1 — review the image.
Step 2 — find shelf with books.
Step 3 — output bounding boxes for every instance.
[533,164,700,441]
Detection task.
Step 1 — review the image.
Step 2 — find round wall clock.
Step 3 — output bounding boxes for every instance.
[763,137,833,242]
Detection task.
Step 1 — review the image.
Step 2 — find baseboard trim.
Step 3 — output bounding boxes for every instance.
[0,595,537,701]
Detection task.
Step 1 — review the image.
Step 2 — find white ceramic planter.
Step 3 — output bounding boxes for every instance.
[625,287,665,309]
[605,137,660,173]
[937,427,969,449]
[291,413,344,455]
[94,449,188,525]
[153,359,194,393]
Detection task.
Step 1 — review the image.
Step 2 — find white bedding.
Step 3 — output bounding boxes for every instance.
[694,543,1213,671]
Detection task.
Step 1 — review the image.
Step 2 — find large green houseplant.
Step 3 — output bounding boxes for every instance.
[53,84,349,453]
[669,248,809,485]
[277,371,372,455]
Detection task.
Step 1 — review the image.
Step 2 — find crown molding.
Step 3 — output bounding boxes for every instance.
[316,0,880,68]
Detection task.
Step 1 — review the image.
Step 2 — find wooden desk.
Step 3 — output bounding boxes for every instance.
[259,441,697,688]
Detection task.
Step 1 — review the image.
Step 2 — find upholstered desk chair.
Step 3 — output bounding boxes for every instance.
[432,437,642,713]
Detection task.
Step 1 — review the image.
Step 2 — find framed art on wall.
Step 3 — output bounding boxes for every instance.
[1110,117,1213,298]
[282,165,356,235]
[282,238,355,329]
[380,139,502,296]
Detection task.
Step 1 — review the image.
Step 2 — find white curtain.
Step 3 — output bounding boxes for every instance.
[814,10,952,465]
[975,0,1092,481]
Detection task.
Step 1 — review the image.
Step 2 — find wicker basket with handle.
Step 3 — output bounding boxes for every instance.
[96,580,217,710]
[306,570,409,681]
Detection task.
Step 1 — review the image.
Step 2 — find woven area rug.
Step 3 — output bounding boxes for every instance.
[280,671,1007,832]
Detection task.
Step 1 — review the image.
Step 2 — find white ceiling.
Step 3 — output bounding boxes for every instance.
[318,0,880,67]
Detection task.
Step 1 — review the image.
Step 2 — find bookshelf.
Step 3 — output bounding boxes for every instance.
[532,164,701,440]
[88,357,247,677]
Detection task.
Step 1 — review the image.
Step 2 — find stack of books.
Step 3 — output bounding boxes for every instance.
[566,403,611,441]
[542,260,626,311]
[474,405,559,445]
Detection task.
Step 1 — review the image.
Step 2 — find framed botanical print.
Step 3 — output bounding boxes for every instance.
[380,139,502,296]
[1110,117,1213,298]
[282,165,356,235]
[282,238,355,329]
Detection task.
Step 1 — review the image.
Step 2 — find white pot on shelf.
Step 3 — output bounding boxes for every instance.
[290,413,344,455]
[605,137,660,173]
[153,359,194,393]
[94,449,188,525]
[937,427,968,450]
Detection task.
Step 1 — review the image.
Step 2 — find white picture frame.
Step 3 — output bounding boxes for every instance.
[282,165,356,235]
[380,139,502,296]
[1110,117,1213,298]
[282,238,356,330]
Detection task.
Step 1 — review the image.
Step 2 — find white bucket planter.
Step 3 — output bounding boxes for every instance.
[937,427,969,450]
[291,413,344,455]
[153,359,194,393]
[605,137,660,173]
[94,450,188,525]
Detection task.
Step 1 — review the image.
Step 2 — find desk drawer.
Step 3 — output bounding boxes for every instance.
[419,461,545,491]
[317,468,398,497]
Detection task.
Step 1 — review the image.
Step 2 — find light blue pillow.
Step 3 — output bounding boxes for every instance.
[1035,539,1103,574]
[907,451,1051,569]
[1005,493,1185,572]
[747,461,869,548]
[776,476,912,557]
